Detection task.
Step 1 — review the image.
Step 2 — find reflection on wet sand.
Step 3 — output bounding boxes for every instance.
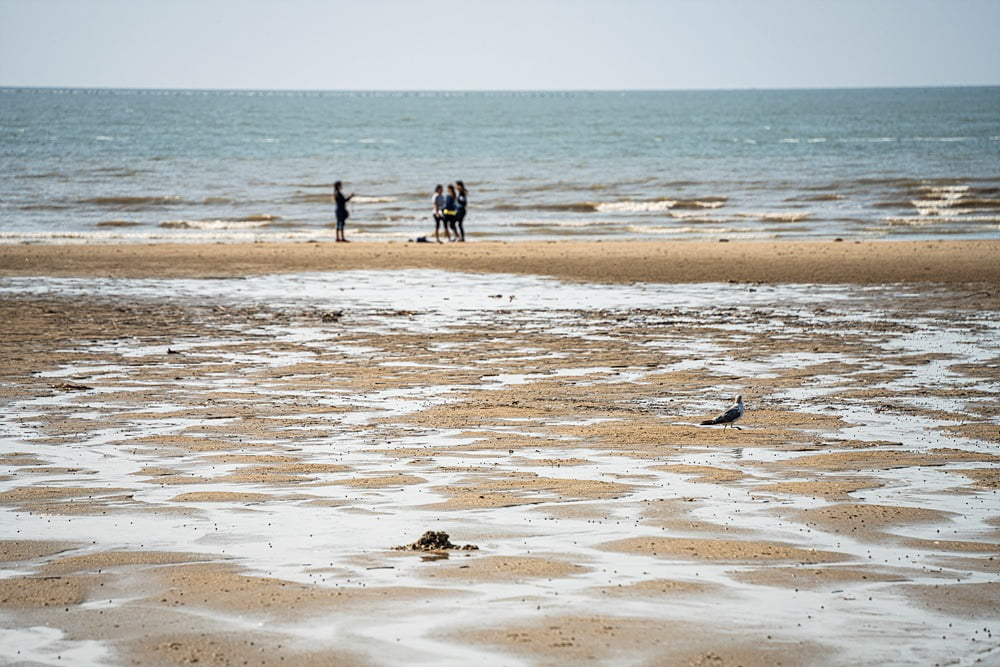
[1,272,998,666]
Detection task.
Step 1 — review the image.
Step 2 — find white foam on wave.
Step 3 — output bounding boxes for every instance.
[596,200,676,214]
[160,219,272,230]
[626,225,737,235]
[518,219,606,229]
[912,137,969,143]
[352,196,398,204]
[883,215,1000,227]
[669,210,723,221]
[911,185,969,216]
[0,228,342,245]
[840,137,895,143]
[737,211,812,223]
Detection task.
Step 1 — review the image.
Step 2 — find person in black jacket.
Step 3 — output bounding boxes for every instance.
[333,180,353,242]
[442,184,458,241]
[454,180,468,242]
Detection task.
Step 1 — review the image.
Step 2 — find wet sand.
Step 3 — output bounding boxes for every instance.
[2,238,999,284]
[1,240,999,665]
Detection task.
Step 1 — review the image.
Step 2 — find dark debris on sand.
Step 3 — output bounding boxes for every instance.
[394,531,479,552]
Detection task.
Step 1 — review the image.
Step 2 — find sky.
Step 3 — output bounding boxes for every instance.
[1,0,998,91]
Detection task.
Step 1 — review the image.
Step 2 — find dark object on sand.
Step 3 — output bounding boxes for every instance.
[394,531,478,552]
[700,395,744,429]
[49,381,92,391]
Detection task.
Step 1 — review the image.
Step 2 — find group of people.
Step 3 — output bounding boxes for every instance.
[332,180,469,244]
[432,181,468,243]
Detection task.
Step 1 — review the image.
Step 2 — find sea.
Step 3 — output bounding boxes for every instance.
[1,87,998,244]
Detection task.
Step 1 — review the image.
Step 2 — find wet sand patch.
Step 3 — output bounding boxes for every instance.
[1,268,998,665]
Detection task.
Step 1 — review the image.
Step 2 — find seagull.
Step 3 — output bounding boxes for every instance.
[700,395,744,429]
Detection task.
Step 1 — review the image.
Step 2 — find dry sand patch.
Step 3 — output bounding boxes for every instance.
[0,486,134,503]
[939,422,1000,443]
[150,562,456,617]
[731,566,909,589]
[590,577,719,597]
[170,491,278,503]
[652,464,746,483]
[754,478,882,500]
[601,537,847,563]
[796,503,954,536]
[772,448,1000,472]
[955,467,1000,489]
[424,472,632,510]
[900,581,1000,619]
[445,614,826,666]
[0,574,103,608]
[338,473,428,488]
[128,631,372,667]
[418,555,588,582]
[41,550,212,575]
[0,540,80,563]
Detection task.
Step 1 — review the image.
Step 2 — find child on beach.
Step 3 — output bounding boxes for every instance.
[432,184,449,243]
[333,181,353,243]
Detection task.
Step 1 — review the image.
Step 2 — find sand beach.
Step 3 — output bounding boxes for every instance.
[1,239,998,665]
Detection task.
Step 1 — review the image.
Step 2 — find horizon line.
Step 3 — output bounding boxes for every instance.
[2,83,999,95]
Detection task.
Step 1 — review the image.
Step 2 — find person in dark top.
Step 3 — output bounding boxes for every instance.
[442,184,458,241]
[454,180,468,242]
[432,184,449,243]
[333,180,353,242]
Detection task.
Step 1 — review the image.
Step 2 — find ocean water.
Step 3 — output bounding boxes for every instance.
[1,87,998,243]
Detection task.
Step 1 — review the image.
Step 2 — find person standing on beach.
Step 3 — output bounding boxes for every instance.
[454,180,468,242]
[432,184,450,243]
[442,184,459,241]
[333,180,353,243]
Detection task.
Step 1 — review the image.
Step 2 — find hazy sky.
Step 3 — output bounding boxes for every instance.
[1,0,998,90]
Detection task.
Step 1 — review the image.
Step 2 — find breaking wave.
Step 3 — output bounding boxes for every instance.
[159,219,272,230]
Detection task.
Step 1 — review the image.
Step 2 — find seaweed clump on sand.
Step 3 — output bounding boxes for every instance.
[394,531,479,552]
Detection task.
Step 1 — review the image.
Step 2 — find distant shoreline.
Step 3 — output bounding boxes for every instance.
[2,239,998,286]
[3,85,999,94]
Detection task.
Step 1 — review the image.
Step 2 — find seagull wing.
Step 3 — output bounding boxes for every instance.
[714,405,742,423]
